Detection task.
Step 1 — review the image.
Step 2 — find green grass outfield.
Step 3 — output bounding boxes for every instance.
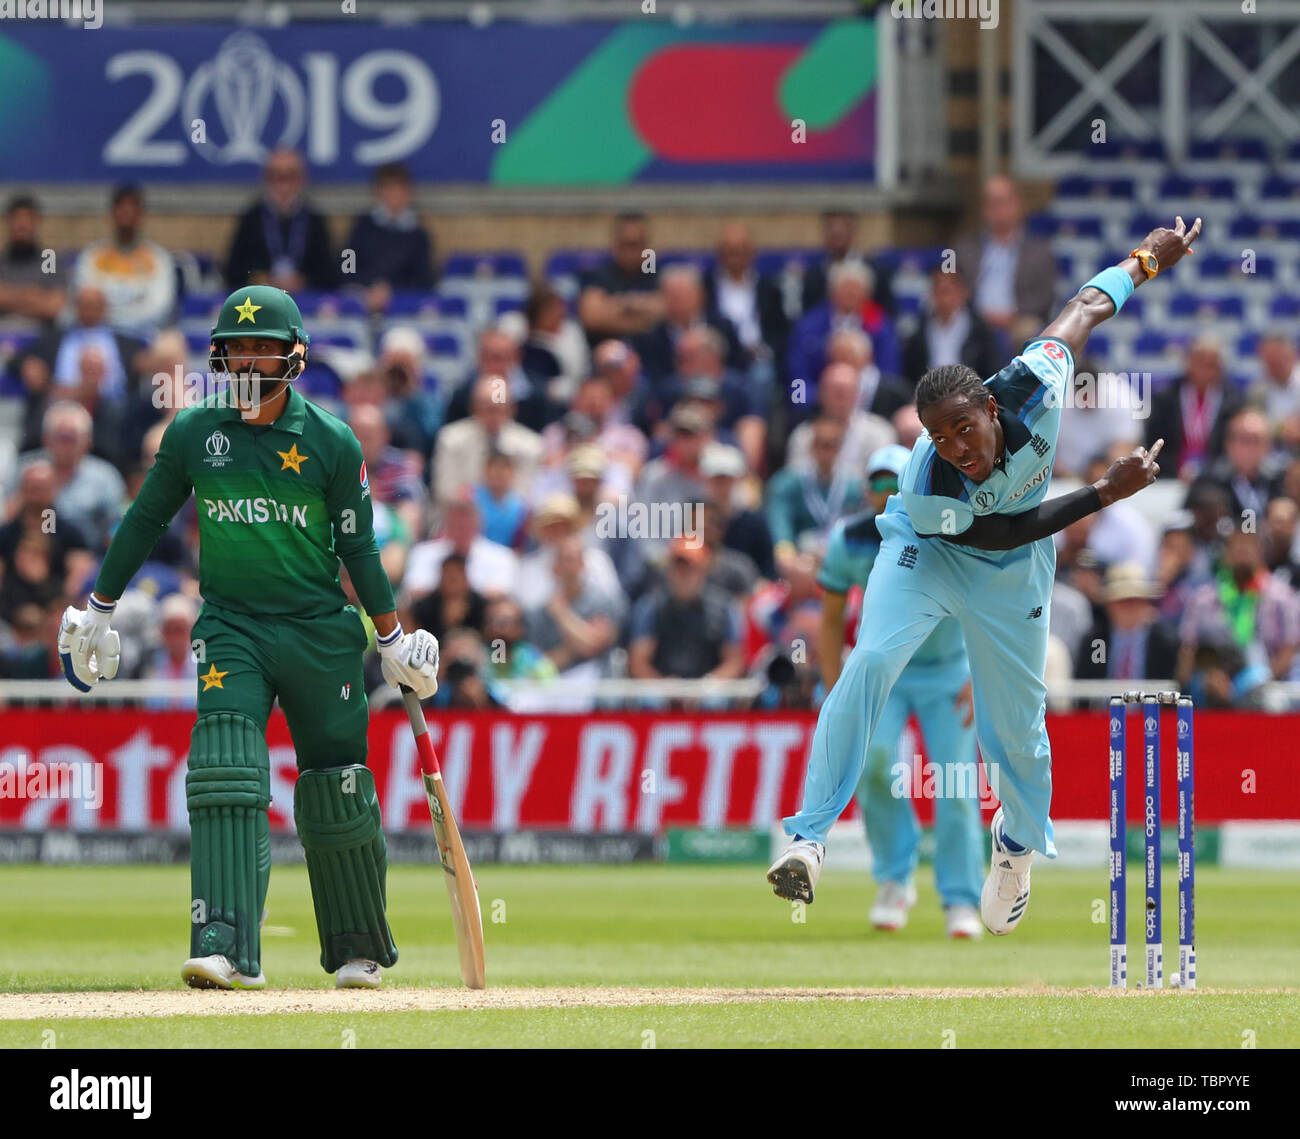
[0,864,1296,1047]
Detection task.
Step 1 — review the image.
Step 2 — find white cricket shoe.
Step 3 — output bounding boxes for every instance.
[336,959,383,989]
[980,806,1034,936]
[945,904,984,940]
[766,838,825,903]
[182,954,266,990]
[869,880,917,930]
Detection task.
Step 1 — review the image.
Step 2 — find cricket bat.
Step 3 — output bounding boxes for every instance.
[401,687,486,989]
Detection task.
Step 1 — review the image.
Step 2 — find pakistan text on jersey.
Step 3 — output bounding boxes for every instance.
[203,497,310,527]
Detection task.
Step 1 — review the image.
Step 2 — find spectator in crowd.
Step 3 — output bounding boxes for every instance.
[0,458,93,602]
[891,402,924,449]
[539,374,646,492]
[954,175,1057,331]
[72,184,175,338]
[133,329,192,451]
[636,263,742,384]
[592,338,651,430]
[1145,335,1243,480]
[11,400,124,553]
[1264,496,1300,590]
[347,403,423,549]
[0,531,61,625]
[0,194,65,322]
[1248,332,1300,447]
[516,493,622,612]
[765,416,862,571]
[16,285,147,462]
[473,450,530,551]
[445,326,553,432]
[785,362,895,479]
[410,552,487,643]
[901,268,1001,388]
[1155,509,1210,624]
[1059,458,1159,572]
[634,403,711,530]
[225,148,337,291]
[1178,527,1300,688]
[696,499,761,600]
[1054,365,1142,479]
[700,441,776,580]
[661,326,765,471]
[140,593,200,708]
[0,602,58,679]
[1189,407,1285,521]
[825,327,913,425]
[374,328,444,459]
[1074,562,1180,683]
[525,533,625,677]
[403,495,519,602]
[800,210,895,316]
[483,596,558,681]
[569,446,647,600]
[1184,633,1271,710]
[429,627,501,709]
[504,281,591,407]
[788,261,900,408]
[628,536,744,681]
[577,212,664,342]
[705,221,789,394]
[345,163,436,312]
[435,373,544,505]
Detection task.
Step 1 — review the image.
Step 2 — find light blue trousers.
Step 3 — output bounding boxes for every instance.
[857,669,984,907]
[788,510,1058,857]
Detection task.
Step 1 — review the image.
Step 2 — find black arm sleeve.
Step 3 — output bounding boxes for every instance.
[939,485,1103,551]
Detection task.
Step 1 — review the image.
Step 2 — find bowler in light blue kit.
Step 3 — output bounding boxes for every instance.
[769,216,1202,935]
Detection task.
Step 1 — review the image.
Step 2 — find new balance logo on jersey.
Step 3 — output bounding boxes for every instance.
[1027,606,1043,619]
[340,684,351,699]
[898,545,918,569]
[1030,434,1049,458]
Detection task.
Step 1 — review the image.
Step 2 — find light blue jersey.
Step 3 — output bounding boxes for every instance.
[901,338,1073,549]
[818,510,966,671]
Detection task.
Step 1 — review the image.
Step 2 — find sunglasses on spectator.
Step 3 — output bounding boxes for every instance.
[869,474,899,493]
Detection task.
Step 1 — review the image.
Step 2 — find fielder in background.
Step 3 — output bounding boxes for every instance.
[819,444,984,939]
[770,217,1202,936]
[56,285,440,990]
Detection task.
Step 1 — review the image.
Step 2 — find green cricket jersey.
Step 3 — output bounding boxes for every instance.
[96,386,396,620]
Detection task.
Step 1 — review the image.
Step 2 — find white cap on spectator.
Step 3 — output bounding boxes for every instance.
[159,593,199,626]
[379,326,426,361]
[700,442,747,479]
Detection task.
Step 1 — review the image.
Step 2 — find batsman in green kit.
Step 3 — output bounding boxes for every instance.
[57,286,441,990]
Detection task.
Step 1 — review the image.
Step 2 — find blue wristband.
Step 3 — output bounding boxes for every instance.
[1081,265,1135,312]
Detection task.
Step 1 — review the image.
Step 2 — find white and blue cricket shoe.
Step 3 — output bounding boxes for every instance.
[980,807,1033,935]
[767,838,825,903]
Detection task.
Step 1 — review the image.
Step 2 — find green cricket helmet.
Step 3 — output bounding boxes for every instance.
[209,285,310,380]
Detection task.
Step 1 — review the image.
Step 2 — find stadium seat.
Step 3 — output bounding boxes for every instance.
[1157,174,1236,200]
[753,248,821,278]
[1269,295,1300,320]
[1028,214,1104,240]
[293,292,366,318]
[441,252,528,280]
[1258,175,1300,201]
[1056,175,1137,200]
[181,294,221,319]
[385,291,444,318]
[659,250,716,275]
[1168,293,1245,320]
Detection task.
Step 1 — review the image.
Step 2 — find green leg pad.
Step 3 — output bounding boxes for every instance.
[294,766,398,972]
[186,712,271,978]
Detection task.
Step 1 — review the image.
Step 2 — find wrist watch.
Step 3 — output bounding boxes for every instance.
[1129,248,1159,279]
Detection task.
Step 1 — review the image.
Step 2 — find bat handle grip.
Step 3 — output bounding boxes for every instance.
[400,685,441,777]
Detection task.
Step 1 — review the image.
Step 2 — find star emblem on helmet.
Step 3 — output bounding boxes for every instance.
[235,296,262,323]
